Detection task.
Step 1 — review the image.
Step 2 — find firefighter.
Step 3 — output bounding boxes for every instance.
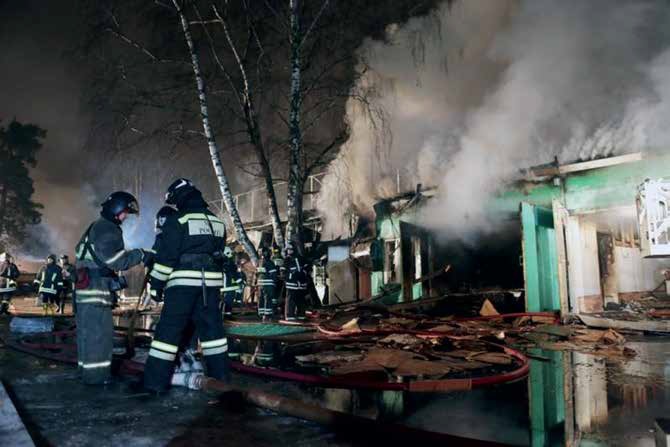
[0,252,20,315]
[142,206,177,309]
[74,191,148,385]
[271,244,285,313]
[34,255,63,315]
[234,253,247,306]
[220,246,244,319]
[284,243,310,321]
[143,178,230,393]
[256,247,278,320]
[58,255,77,314]
[147,205,203,376]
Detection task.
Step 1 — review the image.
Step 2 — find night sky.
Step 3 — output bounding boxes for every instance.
[1,0,97,255]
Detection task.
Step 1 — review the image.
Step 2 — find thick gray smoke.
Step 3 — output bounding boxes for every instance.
[0,0,98,260]
[318,0,670,240]
[0,1,241,262]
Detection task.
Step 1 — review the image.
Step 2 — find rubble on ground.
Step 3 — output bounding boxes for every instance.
[315,307,637,364]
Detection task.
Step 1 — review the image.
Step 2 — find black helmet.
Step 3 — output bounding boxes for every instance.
[260,246,271,258]
[284,241,296,255]
[47,254,57,263]
[101,191,139,223]
[155,206,177,231]
[59,254,69,263]
[165,178,198,206]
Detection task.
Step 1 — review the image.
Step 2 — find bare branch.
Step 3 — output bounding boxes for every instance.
[305,130,348,175]
[263,0,289,34]
[191,4,244,111]
[105,27,184,65]
[300,0,330,48]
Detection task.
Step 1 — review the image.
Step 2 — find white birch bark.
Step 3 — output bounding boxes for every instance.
[285,0,304,251]
[212,5,285,250]
[173,0,258,263]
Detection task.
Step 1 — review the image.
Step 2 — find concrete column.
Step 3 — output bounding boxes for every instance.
[566,217,603,313]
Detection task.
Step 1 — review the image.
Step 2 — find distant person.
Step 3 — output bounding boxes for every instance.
[284,243,310,321]
[234,253,247,307]
[271,244,285,313]
[256,247,278,320]
[35,254,63,315]
[58,255,77,314]
[220,246,244,319]
[142,178,230,394]
[74,191,150,385]
[0,252,20,315]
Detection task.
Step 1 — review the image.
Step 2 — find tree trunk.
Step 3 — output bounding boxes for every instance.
[0,181,7,238]
[255,143,285,249]
[285,0,304,251]
[173,0,258,263]
[212,5,285,251]
[245,111,285,249]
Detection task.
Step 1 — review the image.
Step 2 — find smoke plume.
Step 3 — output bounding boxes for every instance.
[318,0,670,240]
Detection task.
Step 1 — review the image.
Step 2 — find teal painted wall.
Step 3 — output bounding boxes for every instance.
[522,203,560,312]
[493,152,670,215]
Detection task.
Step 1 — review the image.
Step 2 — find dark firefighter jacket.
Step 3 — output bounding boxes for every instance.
[148,204,227,292]
[61,263,77,290]
[257,259,277,288]
[35,264,64,295]
[0,261,20,293]
[285,256,310,291]
[221,260,244,293]
[75,216,144,305]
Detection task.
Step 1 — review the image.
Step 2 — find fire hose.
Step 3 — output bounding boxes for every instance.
[8,326,530,394]
[2,332,516,446]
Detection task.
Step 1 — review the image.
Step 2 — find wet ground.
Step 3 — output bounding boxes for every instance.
[1,306,670,446]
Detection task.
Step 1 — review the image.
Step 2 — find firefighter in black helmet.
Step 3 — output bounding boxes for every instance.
[284,243,310,321]
[143,178,230,393]
[220,246,244,319]
[74,191,149,385]
[34,254,63,315]
[0,253,20,315]
[59,255,77,314]
[256,246,278,320]
[141,206,177,309]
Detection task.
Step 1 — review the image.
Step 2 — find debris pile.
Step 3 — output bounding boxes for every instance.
[295,337,517,381]
[520,324,636,359]
[315,306,637,366]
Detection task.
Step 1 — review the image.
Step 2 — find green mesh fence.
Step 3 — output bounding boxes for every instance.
[225,323,313,337]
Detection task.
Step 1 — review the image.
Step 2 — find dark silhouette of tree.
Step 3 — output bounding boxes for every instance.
[78,0,442,258]
[0,120,45,249]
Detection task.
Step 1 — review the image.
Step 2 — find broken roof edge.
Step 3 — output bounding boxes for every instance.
[525,152,644,180]
[373,185,438,205]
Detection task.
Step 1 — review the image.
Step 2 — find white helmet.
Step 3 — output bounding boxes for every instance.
[0,252,8,263]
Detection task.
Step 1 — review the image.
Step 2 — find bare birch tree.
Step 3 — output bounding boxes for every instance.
[78,0,440,257]
[171,0,258,262]
[284,0,304,250]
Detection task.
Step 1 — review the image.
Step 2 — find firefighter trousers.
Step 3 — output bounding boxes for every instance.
[76,303,113,384]
[222,291,235,317]
[258,286,276,318]
[285,289,307,320]
[144,285,230,392]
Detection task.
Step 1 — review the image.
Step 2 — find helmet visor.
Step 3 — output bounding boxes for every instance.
[126,200,140,215]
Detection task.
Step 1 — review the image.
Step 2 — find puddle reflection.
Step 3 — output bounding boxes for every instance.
[113,312,670,446]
